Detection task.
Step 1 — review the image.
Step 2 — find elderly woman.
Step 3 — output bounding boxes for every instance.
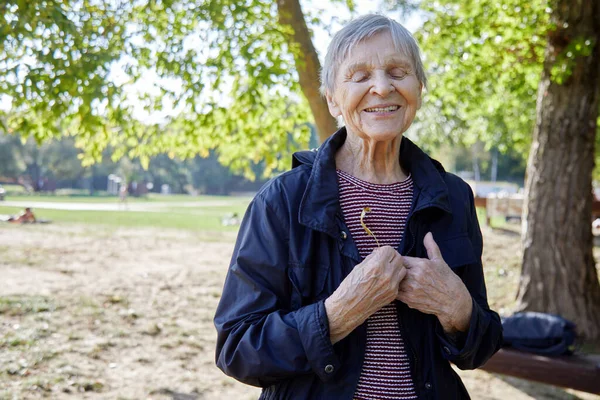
[214,14,502,399]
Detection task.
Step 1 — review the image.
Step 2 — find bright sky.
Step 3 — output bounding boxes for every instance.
[1,1,422,122]
[125,1,422,123]
[310,0,423,56]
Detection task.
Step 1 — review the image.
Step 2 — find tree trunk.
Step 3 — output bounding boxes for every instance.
[518,0,600,341]
[89,165,96,196]
[276,0,338,143]
[472,155,480,182]
[491,149,497,183]
[26,162,41,192]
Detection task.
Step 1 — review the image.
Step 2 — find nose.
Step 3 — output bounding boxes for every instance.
[370,71,394,96]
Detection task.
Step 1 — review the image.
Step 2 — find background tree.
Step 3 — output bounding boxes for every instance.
[414,0,547,154]
[414,0,600,340]
[0,132,266,195]
[429,141,526,185]
[0,134,23,178]
[518,0,600,340]
[0,134,86,190]
[0,0,345,178]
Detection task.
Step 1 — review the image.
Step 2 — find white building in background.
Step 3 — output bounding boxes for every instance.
[107,174,122,195]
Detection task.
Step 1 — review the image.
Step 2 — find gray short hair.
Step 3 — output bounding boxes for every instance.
[320,14,427,97]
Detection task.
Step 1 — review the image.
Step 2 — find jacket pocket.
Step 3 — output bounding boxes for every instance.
[436,234,477,270]
[287,263,330,309]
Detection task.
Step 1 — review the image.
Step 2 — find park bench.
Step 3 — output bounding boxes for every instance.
[475,196,600,226]
[473,196,600,392]
[480,348,600,394]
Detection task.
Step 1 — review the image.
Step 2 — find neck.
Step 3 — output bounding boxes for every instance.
[335,133,407,184]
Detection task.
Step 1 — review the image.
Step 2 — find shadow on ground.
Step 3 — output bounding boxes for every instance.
[495,374,591,400]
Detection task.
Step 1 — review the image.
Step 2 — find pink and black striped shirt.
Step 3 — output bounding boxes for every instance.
[336,169,417,400]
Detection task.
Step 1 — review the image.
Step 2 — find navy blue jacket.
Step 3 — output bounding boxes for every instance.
[215,128,503,399]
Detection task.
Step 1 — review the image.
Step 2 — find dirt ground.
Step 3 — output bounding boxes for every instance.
[0,223,597,400]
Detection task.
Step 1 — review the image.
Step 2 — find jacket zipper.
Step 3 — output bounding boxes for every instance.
[405,214,417,257]
[398,215,422,397]
[397,307,421,397]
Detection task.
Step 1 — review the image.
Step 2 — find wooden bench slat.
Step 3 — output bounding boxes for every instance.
[481,349,600,394]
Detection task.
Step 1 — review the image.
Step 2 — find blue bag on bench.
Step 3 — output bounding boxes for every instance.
[501,312,577,356]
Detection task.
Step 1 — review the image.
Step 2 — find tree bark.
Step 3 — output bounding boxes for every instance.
[518,0,600,341]
[276,0,338,143]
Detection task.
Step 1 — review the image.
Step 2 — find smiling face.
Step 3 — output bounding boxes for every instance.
[326,32,423,142]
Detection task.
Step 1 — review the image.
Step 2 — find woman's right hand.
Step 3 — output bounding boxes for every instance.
[324,246,407,344]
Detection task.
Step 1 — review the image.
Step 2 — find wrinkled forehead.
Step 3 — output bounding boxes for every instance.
[339,31,416,69]
[342,54,415,74]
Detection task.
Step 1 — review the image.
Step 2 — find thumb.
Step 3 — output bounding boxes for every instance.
[424,232,442,261]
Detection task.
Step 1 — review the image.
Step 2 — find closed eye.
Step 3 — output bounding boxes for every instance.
[350,71,369,82]
[389,68,408,80]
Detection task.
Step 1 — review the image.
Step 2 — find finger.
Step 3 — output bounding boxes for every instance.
[402,256,423,269]
[397,272,412,291]
[398,266,408,281]
[373,246,397,263]
[370,245,388,258]
[364,251,376,261]
[396,290,411,303]
[355,251,376,269]
[387,250,398,264]
[424,232,442,261]
[392,265,408,288]
[364,248,381,262]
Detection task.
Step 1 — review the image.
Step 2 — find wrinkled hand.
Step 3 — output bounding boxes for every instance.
[325,246,407,344]
[396,232,472,334]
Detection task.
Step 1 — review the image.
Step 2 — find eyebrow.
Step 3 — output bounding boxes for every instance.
[345,57,413,73]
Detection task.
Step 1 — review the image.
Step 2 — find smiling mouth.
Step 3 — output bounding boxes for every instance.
[364,105,400,113]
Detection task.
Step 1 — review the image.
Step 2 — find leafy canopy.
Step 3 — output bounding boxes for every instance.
[0,0,352,178]
[413,0,549,154]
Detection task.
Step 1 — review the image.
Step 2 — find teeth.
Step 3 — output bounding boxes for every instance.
[365,106,399,112]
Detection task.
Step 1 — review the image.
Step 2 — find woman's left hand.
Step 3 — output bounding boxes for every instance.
[396,232,473,334]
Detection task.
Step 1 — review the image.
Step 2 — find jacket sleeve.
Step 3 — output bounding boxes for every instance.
[214,193,340,387]
[435,185,503,369]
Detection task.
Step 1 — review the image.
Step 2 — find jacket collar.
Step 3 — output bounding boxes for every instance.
[293,127,452,237]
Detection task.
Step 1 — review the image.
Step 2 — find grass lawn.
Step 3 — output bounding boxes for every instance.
[476,207,509,229]
[4,193,244,204]
[0,203,499,232]
[0,199,251,232]
[0,183,28,195]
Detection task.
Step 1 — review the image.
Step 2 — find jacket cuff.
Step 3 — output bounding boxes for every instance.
[436,297,489,361]
[294,300,341,382]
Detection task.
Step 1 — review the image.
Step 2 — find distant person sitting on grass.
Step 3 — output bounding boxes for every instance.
[8,207,36,224]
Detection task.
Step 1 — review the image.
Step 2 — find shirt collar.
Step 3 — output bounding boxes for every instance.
[296,127,452,237]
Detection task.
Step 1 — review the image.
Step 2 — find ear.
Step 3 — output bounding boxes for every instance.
[417,82,423,110]
[326,92,342,118]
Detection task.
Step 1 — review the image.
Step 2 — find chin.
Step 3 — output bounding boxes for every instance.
[359,129,404,142]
